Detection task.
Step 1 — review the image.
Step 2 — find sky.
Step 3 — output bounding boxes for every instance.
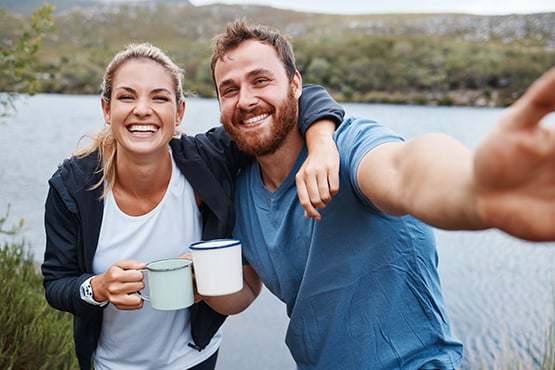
[189,0,555,15]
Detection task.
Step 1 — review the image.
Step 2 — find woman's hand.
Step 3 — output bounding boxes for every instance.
[179,252,203,304]
[91,260,146,310]
[297,120,340,220]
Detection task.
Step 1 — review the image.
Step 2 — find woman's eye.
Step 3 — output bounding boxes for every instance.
[154,96,169,102]
[117,95,133,101]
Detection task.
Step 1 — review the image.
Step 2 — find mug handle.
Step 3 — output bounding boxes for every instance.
[136,291,150,302]
[136,269,150,302]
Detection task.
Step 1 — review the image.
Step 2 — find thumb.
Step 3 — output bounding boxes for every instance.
[509,67,555,129]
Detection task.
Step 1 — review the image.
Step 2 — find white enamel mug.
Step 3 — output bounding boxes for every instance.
[190,239,243,296]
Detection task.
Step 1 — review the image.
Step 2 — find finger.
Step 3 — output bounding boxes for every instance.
[327,164,340,197]
[110,260,146,282]
[313,164,340,207]
[484,196,555,242]
[301,192,322,219]
[180,252,192,260]
[102,270,138,292]
[313,172,332,206]
[116,269,145,283]
[304,207,321,221]
[296,173,322,220]
[510,67,555,129]
[114,293,145,310]
[114,259,147,271]
[108,280,145,296]
[190,275,203,304]
[307,174,327,209]
[296,173,311,209]
[193,292,203,304]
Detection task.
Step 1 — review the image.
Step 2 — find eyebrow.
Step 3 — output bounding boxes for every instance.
[114,86,172,95]
[217,79,234,92]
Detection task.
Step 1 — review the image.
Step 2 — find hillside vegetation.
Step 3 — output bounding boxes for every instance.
[1,2,554,106]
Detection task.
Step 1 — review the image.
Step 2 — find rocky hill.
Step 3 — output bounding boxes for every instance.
[1,2,554,106]
[3,0,554,50]
[1,0,191,14]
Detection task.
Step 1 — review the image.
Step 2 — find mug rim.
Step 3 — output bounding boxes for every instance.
[190,238,241,251]
[146,257,192,272]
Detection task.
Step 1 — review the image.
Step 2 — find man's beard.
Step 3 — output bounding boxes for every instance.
[223,88,298,157]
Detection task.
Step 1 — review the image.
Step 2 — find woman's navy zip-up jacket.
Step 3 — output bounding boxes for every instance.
[41,85,344,370]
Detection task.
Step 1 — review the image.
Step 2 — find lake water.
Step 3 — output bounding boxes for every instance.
[1,94,554,369]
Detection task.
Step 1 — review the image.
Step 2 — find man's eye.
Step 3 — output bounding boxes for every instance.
[254,78,269,85]
[222,88,238,97]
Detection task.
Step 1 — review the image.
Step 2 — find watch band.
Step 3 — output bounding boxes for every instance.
[79,277,108,306]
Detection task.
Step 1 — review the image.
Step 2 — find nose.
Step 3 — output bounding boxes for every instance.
[133,97,153,116]
[236,86,258,110]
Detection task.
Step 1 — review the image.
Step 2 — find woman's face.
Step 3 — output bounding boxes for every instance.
[102,59,185,161]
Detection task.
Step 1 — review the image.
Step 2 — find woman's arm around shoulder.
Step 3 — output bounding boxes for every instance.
[297,84,345,219]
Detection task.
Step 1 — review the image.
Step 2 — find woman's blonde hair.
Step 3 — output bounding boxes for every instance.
[76,43,185,197]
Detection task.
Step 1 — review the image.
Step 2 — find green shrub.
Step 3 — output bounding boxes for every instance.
[0,237,78,369]
[539,307,555,370]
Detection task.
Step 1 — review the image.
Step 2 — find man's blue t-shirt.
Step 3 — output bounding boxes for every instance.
[233,117,463,369]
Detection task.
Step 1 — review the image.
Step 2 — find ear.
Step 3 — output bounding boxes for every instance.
[291,70,303,99]
[101,99,111,124]
[176,100,186,126]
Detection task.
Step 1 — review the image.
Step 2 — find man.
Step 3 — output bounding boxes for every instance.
[210,20,555,369]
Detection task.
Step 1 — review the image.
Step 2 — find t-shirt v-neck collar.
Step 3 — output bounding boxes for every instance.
[252,145,308,200]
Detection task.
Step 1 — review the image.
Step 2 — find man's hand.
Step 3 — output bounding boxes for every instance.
[474,67,555,241]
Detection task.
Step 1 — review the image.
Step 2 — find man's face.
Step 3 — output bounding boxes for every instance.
[214,39,302,156]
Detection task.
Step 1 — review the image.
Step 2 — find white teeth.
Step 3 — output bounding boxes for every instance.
[129,124,157,132]
[243,113,268,125]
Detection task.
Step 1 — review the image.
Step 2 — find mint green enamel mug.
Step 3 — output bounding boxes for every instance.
[138,258,194,311]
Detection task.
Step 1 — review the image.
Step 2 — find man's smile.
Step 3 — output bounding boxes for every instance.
[242,113,269,126]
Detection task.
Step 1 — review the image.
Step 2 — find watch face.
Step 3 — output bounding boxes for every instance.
[85,284,93,297]
[80,281,93,299]
[80,279,107,306]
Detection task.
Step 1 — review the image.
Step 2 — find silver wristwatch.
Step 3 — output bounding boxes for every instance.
[80,277,108,306]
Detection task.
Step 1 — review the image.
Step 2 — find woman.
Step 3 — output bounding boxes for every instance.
[41,43,343,370]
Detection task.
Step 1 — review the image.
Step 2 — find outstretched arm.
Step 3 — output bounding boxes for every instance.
[357,67,555,241]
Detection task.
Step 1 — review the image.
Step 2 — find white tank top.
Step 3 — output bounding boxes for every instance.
[93,151,221,370]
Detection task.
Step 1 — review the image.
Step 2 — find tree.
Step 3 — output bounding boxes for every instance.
[0,4,54,117]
